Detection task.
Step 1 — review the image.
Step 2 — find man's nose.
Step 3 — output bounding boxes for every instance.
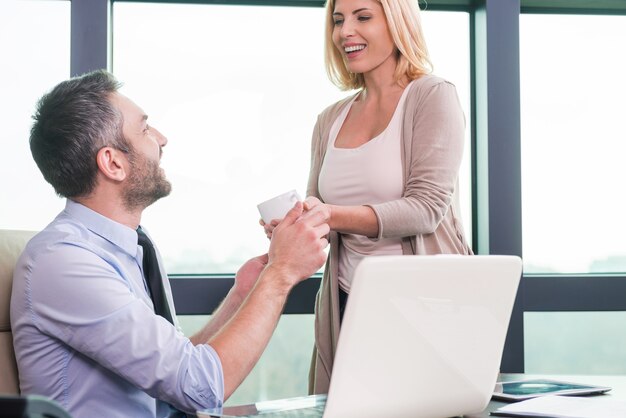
[154,127,168,147]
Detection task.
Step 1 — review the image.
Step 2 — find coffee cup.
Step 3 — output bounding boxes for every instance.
[257,190,302,224]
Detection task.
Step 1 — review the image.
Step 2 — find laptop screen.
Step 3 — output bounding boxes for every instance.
[198,255,522,418]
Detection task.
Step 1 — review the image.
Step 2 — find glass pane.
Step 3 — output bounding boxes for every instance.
[178,314,315,405]
[520,15,626,274]
[525,312,626,374]
[113,3,471,273]
[0,0,70,230]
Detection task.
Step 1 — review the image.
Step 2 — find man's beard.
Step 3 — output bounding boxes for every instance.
[122,150,172,211]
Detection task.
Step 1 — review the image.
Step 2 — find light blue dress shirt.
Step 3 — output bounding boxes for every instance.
[10,200,224,418]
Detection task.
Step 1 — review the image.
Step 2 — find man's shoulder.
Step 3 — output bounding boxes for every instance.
[17,219,120,287]
[12,219,134,314]
[25,220,95,259]
[11,221,103,322]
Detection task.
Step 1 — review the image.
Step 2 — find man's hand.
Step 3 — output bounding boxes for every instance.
[260,197,331,240]
[266,201,329,288]
[233,254,269,299]
[208,202,329,399]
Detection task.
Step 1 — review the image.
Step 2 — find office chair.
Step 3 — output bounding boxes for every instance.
[0,394,72,418]
[0,230,75,418]
[0,230,36,395]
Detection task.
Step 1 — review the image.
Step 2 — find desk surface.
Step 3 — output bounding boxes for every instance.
[465,373,626,417]
[194,374,626,417]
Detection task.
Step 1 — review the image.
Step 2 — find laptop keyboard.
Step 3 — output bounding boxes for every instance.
[197,395,327,418]
[235,405,325,417]
[200,405,324,418]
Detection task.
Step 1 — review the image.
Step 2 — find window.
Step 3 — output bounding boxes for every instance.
[179,314,315,405]
[520,14,626,274]
[525,312,626,374]
[9,0,626,384]
[520,11,626,374]
[0,0,70,230]
[113,2,470,402]
[112,3,471,274]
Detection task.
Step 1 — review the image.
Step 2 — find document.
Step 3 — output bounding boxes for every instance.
[491,395,626,418]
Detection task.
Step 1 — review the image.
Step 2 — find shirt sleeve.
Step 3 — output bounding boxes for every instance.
[28,241,224,413]
[368,79,466,239]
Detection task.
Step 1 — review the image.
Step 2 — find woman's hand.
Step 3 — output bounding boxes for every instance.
[303,197,379,237]
[302,197,332,233]
[303,196,324,212]
[259,218,280,240]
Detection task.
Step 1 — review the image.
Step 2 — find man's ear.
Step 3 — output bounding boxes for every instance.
[96,146,128,182]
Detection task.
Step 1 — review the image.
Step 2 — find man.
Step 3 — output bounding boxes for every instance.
[10,70,330,418]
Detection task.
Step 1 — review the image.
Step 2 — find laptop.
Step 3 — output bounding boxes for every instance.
[198,255,522,418]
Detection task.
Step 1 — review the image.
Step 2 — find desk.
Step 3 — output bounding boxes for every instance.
[194,374,626,417]
[466,374,626,418]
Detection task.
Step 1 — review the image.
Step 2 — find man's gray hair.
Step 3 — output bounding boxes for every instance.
[30,70,129,198]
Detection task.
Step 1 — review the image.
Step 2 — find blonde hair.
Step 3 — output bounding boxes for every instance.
[324,0,433,91]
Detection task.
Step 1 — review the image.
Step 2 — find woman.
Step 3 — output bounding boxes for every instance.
[264,0,472,394]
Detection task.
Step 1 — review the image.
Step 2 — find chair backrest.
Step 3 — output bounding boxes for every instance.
[0,230,37,395]
[0,394,72,418]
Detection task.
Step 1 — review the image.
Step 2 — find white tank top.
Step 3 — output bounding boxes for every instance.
[318,82,414,292]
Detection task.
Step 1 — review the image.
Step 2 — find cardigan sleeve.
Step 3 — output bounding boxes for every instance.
[307,113,324,200]
[369,79,466,239]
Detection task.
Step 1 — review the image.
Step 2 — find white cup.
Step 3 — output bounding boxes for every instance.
[257,190,302,224]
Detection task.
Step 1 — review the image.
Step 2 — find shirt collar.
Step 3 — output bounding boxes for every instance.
[64,199,139,256]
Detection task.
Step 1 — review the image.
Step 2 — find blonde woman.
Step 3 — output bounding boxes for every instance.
[263,0,472,394]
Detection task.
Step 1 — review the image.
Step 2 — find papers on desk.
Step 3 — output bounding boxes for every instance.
[492,395,626,418]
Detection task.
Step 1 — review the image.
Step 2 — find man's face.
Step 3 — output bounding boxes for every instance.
[111,93,172,210]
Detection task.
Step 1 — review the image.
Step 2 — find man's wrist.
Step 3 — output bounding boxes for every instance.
[260,263,295,298]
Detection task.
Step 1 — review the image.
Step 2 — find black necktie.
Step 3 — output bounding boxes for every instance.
[137,227,174,324]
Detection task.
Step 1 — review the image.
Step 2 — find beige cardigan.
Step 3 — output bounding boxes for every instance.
[307,75,473,394]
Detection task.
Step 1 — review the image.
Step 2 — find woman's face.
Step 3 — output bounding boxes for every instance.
[331,0,397,77]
